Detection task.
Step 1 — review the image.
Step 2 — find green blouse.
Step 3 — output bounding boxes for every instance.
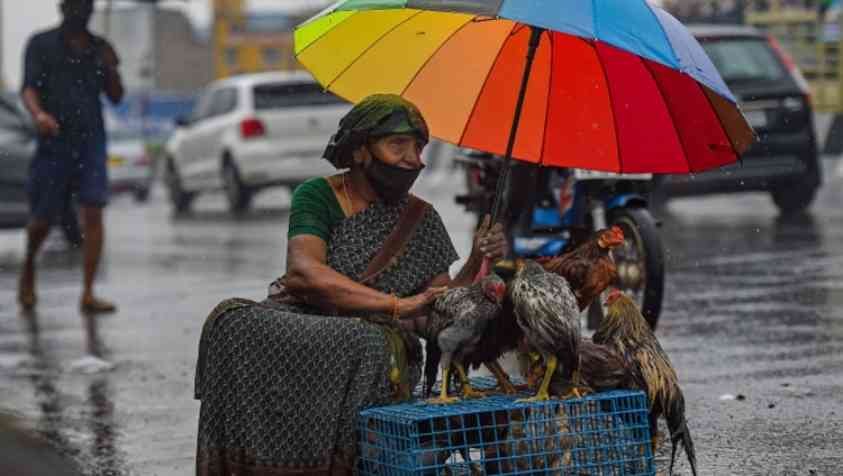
[288,177,346,242]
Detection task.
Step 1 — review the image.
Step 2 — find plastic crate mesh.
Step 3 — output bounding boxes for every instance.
[359,377,654,476]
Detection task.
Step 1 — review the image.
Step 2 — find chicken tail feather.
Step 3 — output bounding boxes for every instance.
[667,391,698,476]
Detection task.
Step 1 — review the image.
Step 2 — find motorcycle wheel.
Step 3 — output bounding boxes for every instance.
[589,207,665,330]
[611,207,664,329]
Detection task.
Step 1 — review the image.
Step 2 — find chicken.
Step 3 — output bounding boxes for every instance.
[508,259,581,402]
[539,226,625,311]
[458,294,523,395]
[519,339,636,397]
[494,405,573,475]
[422,273,507,404]
[595,289,698,476]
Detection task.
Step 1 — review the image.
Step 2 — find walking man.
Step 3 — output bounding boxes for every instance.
[18,0,124,313]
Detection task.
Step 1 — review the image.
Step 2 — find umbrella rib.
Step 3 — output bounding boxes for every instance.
[641,60,691,174]
[325,10,425,89]
[399,16,475,97]
[696,82,742,168]
[295,10,361,59]
[539,31,555,167]
[458,21,519,146]
[594,42,623,173]
[638,0,681,69]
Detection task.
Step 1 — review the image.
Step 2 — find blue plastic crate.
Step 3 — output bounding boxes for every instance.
[359,378,654,476]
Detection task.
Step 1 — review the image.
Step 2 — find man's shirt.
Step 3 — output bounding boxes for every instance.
[22,26,115,142]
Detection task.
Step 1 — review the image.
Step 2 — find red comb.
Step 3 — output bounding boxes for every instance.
[606,288,624,303]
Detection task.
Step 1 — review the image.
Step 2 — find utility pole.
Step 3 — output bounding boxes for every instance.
[104,0,113,38]
[0,0,5,90]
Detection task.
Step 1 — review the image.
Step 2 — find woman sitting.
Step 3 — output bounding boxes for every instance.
[194,94,506,476]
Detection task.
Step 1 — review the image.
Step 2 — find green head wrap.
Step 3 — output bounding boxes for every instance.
[323,94,430,169]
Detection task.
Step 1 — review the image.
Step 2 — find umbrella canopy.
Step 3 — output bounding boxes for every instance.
[295,0,754,174]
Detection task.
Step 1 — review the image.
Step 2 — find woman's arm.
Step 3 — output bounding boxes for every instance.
[451,215,508,288]
[284,235,445,317]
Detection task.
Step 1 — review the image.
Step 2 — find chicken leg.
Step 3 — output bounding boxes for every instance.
[484,360,519,395]
[557,369,588,399]
[428,365,460,404]
[455,363,487,399]
[518,354,556,402]
[428,353,460,405]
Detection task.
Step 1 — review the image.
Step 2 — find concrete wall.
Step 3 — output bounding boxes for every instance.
[92,6,213,94]
[154,9,214,93]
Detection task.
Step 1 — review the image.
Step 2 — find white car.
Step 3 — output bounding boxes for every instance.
[106,128,154,202]
[163,71,350,213]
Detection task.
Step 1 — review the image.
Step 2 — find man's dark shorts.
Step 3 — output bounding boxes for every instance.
[28,131,108,223]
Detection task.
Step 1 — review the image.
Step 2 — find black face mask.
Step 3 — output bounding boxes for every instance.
[364,149,424,203]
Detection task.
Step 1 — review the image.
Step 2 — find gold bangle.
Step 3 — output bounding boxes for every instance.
[392,295,400,321]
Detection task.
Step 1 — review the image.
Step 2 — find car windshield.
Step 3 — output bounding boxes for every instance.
[253,82,344,110]
[701,38,787,84]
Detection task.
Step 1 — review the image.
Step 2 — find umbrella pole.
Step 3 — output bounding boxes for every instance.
[491,26,545,224]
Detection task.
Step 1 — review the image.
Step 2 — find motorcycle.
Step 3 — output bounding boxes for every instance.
[454,150,665,330]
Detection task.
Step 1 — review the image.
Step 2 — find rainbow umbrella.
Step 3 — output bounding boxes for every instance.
[295,0,754,216]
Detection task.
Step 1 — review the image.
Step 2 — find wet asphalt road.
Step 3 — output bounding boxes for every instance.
[1,161,842,476]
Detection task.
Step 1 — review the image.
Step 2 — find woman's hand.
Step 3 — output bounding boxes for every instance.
[472,214,508,262]
[398,286,448,319]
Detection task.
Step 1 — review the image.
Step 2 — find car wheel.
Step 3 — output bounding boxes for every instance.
[222,159,252,214]
[165,158,195,214]
[770,176,818,216]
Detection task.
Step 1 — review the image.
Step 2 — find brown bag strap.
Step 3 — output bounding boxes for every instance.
[267,195,430,305]
[360,195,430,285]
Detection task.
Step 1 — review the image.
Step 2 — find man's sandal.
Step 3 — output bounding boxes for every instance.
[80,298,117,314]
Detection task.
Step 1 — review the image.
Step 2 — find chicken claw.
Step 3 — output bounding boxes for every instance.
[517,354,557,403]
[485,360,518,395]
[455,364,487,399]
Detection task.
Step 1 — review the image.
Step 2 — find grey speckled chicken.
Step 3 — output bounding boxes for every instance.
[508,259,581,402]
[422,273,506,404]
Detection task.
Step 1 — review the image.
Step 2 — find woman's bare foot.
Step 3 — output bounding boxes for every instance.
[18,262,36,309]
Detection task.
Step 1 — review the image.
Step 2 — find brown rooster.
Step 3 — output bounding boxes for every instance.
[539,226,625,311]
[421,273,507,404]
[507,259,581,402]
[595,289,698,476]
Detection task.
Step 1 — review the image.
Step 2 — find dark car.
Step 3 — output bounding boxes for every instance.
[0,93,36,229]
[652,25,821,214]
[0,94,82,244]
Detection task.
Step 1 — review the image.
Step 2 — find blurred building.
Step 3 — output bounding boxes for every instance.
[212,0,315,78]
[91,4,213,94]
[663,0,834,23]
[662,0,748,23]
